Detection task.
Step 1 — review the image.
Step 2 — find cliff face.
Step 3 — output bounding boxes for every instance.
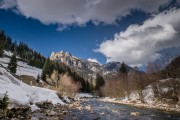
[50,50,136,79]
[50,50,102,73]
[50,50,82,68]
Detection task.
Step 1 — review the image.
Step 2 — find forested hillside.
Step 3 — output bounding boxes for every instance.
[0,30,46,68]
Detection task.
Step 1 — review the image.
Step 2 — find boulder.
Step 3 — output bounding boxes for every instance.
[131,112,140,116]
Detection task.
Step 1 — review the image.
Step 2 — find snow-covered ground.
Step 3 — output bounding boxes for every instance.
[74,93,94,100]
[0,57,10,67]
[99,83,180,112]
[16,61,42,79]
[3,51,13,57]
[0,66,64,110]
[0,51,42,79]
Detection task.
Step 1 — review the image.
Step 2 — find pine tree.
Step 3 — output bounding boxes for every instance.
[0,31,6,57]
[41,59,48,81]
[8,53,17,74]
[11,40,17,52]
[4,36,12,50]
[0,92,9,119]
[89,81,94,93]
[36,74,40,83]
[85,80,90,93]
[119,62,127,75]
[41,58,54,81]
[94,73,105,90]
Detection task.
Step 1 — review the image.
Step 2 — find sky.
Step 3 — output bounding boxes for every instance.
[0,0,180,66]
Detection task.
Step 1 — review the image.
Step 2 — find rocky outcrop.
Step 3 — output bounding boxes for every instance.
[50,50,103,74]
[50,50,134,78]
[50,50,83,68]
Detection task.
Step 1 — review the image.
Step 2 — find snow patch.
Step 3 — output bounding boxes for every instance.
[0,67,64,109]
[3,50,13,57]
[30,104,39,112]
[0,57,9,67]
[16,61,42,78]
[74,93,93,100]
[0,56,42,79]
[63,96,71,103]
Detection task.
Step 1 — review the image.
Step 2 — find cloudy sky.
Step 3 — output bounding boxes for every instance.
[0,0,180,65]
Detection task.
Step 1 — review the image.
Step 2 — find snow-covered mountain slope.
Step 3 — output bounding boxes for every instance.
[0,66,64,106]
[16,61,42,79]
[0,52,42,79]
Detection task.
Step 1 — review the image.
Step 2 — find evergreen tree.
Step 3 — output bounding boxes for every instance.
[11,40,17,52]
[89,81,94,93]
[41,58,54,81]
[85,80,90,93]
[119,62,127,75]
[36,74,40,83]
[0,92,9,119]
[8,53,17,74]
[94,73,105,90]
[0,30,6,57]
[0,29,46,68]
[41,59,49,81]
[4,36,12,50]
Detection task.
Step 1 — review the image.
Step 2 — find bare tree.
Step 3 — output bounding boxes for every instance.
[58,73,81,97]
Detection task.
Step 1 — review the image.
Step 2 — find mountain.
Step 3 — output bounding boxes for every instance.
[49,50,135,79]
[161,55,180,78]
[153,47,180,69]
[145,47,180,72]
[50,50,101,73]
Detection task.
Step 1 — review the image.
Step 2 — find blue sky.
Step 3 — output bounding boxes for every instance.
[0,0,180,65]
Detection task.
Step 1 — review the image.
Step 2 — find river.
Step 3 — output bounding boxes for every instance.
[64,98,180,120]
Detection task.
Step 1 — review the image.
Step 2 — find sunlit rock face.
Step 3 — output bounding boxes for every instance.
[50,50,134,79]
[50,50,101,72]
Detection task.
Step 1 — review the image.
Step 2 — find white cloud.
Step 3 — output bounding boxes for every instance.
[0,0,16,9]
[0,0,170,28]
[87,58,101,64]
[96,8,180,65]
[56,25,70,32]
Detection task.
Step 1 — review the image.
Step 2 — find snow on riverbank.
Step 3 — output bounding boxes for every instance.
[99,96,180,113]
[74,93,94,100]
[0,66,64,108]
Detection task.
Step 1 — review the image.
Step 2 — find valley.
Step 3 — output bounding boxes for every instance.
[0,50,180,120]
[1,1,180,119]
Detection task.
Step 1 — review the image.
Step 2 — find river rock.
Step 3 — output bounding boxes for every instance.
[48,111,57,116]
[39,116,44,120]
[8,106,32,119]
[84,105,91,110]
[112,109,118,113]
[100,112,105,115]
[90,110,95,114]
[63,110,68,115]
[36,101,54,109]
[93,117,100,120]
[77,106,83,110]
[131,112,140,116]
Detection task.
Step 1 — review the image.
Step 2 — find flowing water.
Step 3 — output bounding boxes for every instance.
[64,98,180,120]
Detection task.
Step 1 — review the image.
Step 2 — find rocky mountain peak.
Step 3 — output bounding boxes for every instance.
[50,50,105,76]
[50,50,134,78]
[50,50,84,68]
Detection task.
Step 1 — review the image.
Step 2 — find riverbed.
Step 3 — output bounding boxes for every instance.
[64,98,180,120]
